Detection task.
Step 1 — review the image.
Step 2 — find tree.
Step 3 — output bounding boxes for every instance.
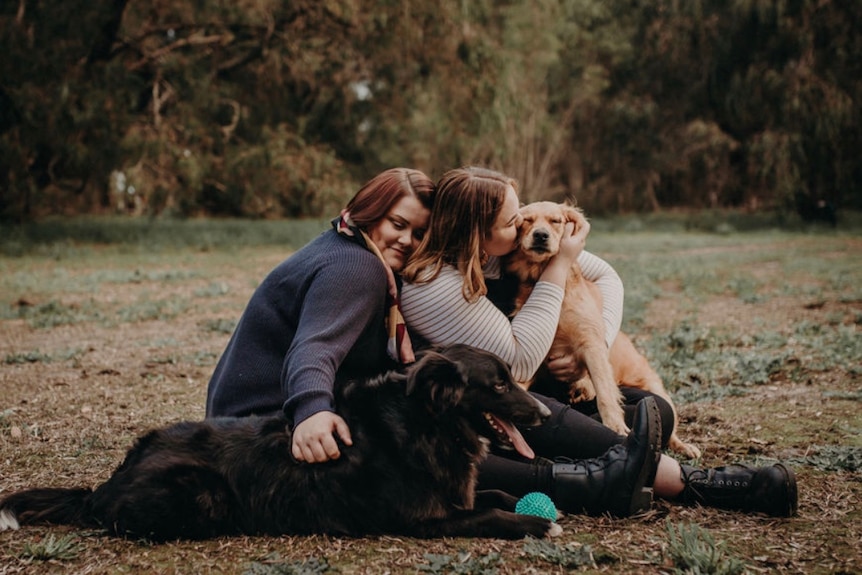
[1,0,859,220]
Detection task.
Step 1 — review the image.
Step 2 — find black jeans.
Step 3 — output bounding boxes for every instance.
[476,388,674,496]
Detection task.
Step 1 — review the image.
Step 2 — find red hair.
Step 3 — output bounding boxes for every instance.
[345,168,435,231]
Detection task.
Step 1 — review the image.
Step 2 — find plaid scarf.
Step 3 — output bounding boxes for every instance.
[333,210,415,364]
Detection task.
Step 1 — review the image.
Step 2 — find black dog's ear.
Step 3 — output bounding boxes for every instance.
[406,351,467,412]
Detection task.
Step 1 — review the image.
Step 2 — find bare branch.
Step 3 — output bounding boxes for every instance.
[220,99,241,143]
[152,73,175,129]
[129,34,228,71]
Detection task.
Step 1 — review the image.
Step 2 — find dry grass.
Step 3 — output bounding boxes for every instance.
[0,228,860,574]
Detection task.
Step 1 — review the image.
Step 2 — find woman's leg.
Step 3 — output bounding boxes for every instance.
[529,370,676,449]
[494,390,798,517]
[521,392,626,459]
[519,390,674,457]
[568,386,676,450]
[478,396,663,517]
[513,391,797,517]
[655,455,684,497]
[477,453,554,498]
[519,390,684,496]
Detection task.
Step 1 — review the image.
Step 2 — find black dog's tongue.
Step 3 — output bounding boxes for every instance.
[489,414,535,459]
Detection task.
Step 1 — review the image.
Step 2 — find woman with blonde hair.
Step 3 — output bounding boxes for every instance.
[401,166,797,517]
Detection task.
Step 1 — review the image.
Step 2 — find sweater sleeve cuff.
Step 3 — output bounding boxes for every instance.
[287,397,335,427]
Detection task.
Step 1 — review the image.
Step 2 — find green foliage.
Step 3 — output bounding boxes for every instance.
[641,318,859,403]
[521,536,598,568]
[116,298,189,323]
[665,521,748,575]
[16,300,104,329]
[194,282,231,298]
[416,551,501,575]
[191,350,220,366]
[19,533,84,562]
[200,318,238,334]
[793,445,862,473]
[4,350,53,365]
[0,217,329,256]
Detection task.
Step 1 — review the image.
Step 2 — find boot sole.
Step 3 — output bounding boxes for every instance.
[774,463,798,517]
[627,397,662,515]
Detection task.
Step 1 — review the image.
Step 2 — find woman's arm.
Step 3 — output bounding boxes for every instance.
[578,250,624,348]
[283,255,389,425]
[284,252,389,462]
[402,266,564,383]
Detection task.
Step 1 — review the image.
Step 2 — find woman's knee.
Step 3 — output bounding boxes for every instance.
[525,392,624,458]
[620,387,675,448]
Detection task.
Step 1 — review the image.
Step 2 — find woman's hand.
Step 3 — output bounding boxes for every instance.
[291,411,353,463]
[546,352,580,381]
[556,218,590,265]
[538,220,590,288]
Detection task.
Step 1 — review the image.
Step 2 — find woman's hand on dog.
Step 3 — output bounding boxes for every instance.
[546,353,579,381]
[536,220,590,288]
[292,411,353,463]
[560,218,590,262]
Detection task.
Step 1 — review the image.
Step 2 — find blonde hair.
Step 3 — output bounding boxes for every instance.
[402,167,517,302]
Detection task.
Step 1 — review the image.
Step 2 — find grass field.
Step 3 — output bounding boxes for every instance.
[0,217,860,574]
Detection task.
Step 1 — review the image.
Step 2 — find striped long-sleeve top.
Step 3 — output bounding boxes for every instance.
[401,251,624,383]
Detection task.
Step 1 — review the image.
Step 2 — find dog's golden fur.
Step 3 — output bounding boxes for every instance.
[506,201,700,458]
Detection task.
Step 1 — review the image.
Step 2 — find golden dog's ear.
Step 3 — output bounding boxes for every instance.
[561,204,587,231]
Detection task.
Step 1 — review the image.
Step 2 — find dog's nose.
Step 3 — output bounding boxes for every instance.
[532,229,550,243]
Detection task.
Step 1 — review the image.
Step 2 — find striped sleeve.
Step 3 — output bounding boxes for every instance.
[577,250,624,348]
[401,266,564,383]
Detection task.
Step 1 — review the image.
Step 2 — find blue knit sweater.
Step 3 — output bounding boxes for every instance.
[206,229,396,424]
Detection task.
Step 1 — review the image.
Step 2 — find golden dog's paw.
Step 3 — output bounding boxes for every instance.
[602,413,630,436]
[594,401,630,435]
[568,378,596,403]
[670,435,702,459]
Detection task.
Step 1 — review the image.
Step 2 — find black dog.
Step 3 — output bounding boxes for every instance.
[0,344,559,541]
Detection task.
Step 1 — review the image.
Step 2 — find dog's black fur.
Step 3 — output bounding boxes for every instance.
[0,344,557,541]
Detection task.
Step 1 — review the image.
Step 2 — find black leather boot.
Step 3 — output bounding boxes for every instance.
[679,463,798,517]
[551,397,662,517]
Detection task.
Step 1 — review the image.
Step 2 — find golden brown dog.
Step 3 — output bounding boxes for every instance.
[505,201,700,458]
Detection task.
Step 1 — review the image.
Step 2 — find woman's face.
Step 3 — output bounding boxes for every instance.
[483,185,523,258]
[367,195,430,272]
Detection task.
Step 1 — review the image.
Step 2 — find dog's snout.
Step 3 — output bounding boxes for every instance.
[532,229,550,243]
[533,397,552,419]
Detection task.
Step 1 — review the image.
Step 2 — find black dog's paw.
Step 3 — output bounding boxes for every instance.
[520,514,562,538]
[474,489,521,511]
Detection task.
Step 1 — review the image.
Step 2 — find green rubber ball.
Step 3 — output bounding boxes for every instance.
[515,491,557,521]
